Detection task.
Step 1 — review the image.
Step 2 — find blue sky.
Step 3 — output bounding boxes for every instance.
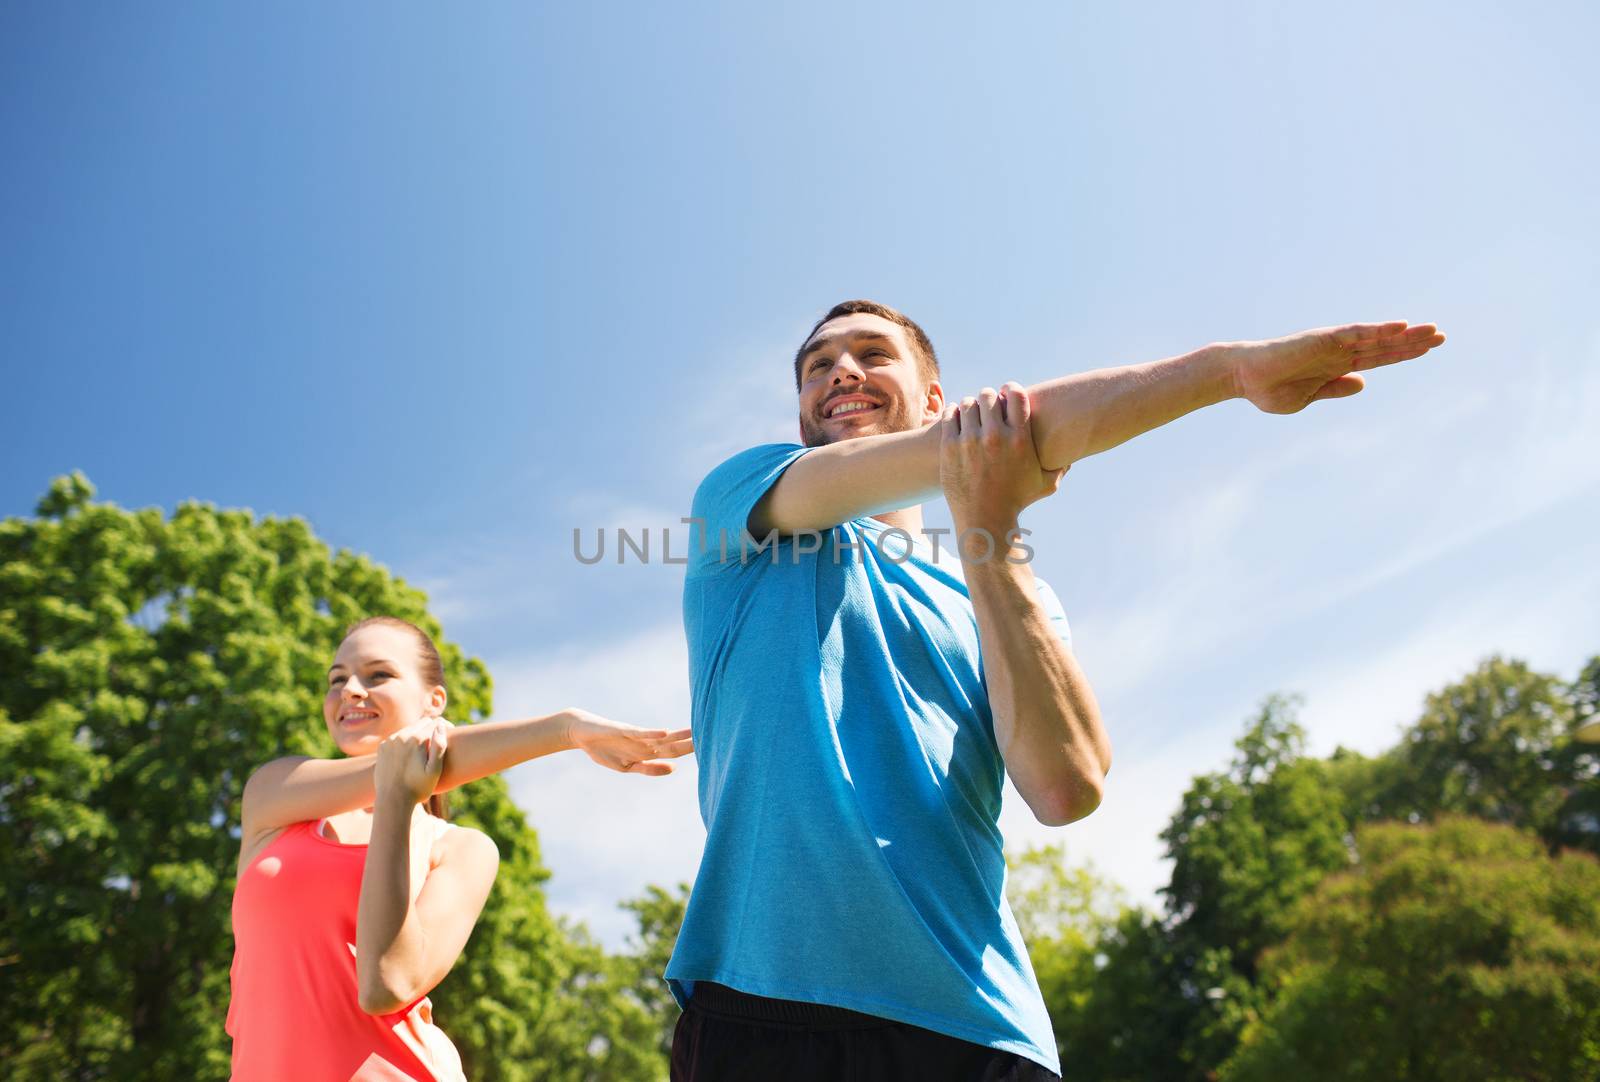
[5,2,1598,945]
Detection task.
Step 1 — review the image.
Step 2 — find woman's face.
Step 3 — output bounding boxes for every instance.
[323,624,446,757]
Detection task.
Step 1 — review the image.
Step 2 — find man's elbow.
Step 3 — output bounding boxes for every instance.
[1027,772,1105,827]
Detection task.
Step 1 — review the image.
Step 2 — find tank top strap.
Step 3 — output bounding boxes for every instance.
[424,814,457,848]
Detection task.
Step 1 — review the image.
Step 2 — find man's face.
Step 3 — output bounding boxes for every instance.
[796,313,944,447]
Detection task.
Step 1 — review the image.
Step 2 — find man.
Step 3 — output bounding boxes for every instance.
[666,300,1444,1080]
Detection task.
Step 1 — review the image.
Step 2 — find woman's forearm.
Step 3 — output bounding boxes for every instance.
[434,711,574,792]
[355,794,427,1014]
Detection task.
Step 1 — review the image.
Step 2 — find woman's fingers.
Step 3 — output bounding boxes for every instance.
[423,726,446,770]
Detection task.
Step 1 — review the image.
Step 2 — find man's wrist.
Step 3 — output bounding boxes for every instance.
[949,514,1025,565]
[557,708,581,753]
[1194,341,1244,402]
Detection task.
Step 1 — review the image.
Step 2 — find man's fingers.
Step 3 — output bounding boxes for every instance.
[1349,338,1445,371]
[976,387,1000,431]
[1311,374,1366,402]
[1350,324,1452,368]
[1332,320,1409,345]
[1001,382,1030,427]
[631,761,672,777]
[1349,324,1442,353]
[959,396,979,434]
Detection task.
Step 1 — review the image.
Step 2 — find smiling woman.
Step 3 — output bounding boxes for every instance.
[225,616,694,1082]
[327,618,455,819]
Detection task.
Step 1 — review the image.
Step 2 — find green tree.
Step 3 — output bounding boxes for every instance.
[1045,906,1225,1082]
[0,476,651,1080]
[1161,695,1353,977]
[1006,842,1125,946]
[1370,656,1573,836]
[1221,817,1600,1082]
[1068,695,1350,1080]
[616,881,689,1064]
[1551,654,1600,856]
[1006,844,1127,1069]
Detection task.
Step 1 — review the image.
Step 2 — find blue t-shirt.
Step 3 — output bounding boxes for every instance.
[666,442,1070,1073]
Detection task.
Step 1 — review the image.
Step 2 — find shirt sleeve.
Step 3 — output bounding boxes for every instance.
[1031,577,1074,651]
[685,443,813,577]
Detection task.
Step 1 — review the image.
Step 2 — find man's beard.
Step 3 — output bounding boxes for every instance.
[799,395,919,447]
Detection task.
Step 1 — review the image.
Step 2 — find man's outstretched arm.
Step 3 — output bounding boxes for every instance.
[1028,321,1443,470]
[754,321,1445,534]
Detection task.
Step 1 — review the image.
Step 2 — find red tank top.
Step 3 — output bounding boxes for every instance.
[226,818,467,1082]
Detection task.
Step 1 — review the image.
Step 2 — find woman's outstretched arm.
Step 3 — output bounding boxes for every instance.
[240,709,693,846]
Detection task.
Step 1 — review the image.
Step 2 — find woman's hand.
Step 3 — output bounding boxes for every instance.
[566,708,694,776]
[374,719,450,806]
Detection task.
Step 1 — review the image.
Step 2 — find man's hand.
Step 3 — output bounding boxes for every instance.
[566,708,695,776]
[374,721,449,808]
[1230,321,1445,415]
[940,383,1067,536]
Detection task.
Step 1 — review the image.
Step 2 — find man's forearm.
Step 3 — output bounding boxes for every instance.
[1027,344,1238,472]
[961,533,1110,827]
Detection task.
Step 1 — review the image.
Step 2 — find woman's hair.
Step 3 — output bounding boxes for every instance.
[340,616,450,820]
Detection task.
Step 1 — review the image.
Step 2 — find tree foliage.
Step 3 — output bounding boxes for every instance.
[1161,694,1353,976]
[1222,817,1600,1082]
[1029,663,1600,1081]
[0,475,663,1080]
[617,881,690,1063]
[1368,656,1574,833]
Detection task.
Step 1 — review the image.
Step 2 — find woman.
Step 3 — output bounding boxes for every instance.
[226,615,691,1081]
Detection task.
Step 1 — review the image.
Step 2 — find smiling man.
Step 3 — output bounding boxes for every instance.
[666,299,1444,1080]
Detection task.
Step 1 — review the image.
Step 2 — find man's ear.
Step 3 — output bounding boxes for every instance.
[923,379,945,421]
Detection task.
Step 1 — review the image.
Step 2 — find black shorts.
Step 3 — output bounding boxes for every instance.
[670,982,1062,1082]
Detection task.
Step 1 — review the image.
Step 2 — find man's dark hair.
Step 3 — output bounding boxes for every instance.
[793,299,940,390]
